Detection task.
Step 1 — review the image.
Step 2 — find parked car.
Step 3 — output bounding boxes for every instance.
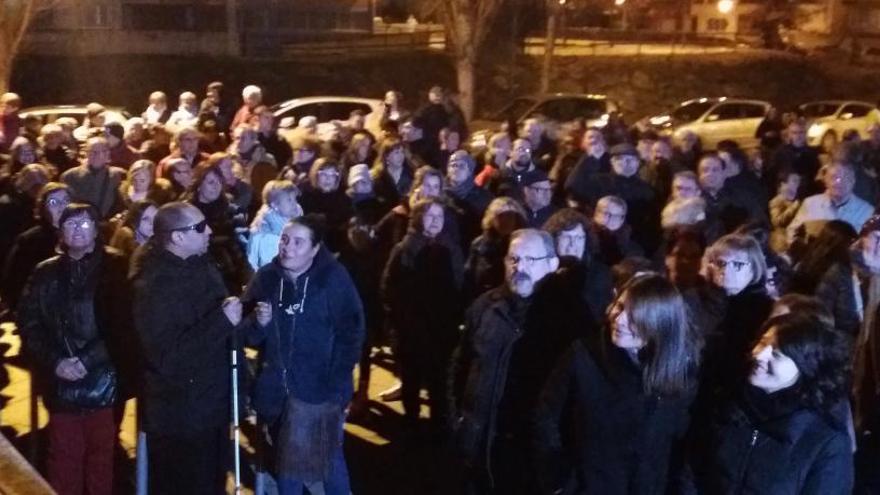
[468,93,620,151]
[639,97,771,150]
[20,105,131,127]
[799,100,879,151]
[270,96,383,141]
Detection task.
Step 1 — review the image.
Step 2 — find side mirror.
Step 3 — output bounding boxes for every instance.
[706,114,720,122]
[840,112,854,120]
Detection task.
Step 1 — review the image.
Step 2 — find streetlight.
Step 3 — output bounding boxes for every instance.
[717,0,734,14]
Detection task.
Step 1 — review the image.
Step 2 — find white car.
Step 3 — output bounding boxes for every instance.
[20,105,130,127]
[642,97,771,150]
[270,96,383,141]
[800,100,879,151]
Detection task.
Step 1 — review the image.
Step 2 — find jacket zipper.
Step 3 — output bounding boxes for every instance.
[735,429,759,494]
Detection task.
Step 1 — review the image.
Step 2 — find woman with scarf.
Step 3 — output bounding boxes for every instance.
[684,313,853,494]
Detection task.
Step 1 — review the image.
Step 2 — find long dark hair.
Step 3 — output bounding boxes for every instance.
[759,313,851,415]
[611,273,701,396]
[790,220,857,294]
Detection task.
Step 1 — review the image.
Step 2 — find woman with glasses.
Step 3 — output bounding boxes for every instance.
[701,233,774,396]
[534,274,701,495]
[18,203,131,495]
[684,313,853,494]
[1,182,70,316]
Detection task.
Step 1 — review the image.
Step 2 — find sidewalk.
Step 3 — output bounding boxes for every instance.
[0,322,449,494]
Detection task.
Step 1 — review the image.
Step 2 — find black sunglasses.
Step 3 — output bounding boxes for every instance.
[171,219,208,234]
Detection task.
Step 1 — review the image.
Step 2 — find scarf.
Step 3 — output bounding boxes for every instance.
[445,176,474,199]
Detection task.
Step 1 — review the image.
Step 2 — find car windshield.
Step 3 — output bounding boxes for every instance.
[491,98,536,122]
[671,101,714,123]
[800,103,839,118]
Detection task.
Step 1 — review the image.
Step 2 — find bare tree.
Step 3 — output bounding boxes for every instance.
[440,0,505,121]
[0,1,40,94]
[0,0,58,94]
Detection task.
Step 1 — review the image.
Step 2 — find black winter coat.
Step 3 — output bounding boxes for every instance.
[564,153,612,203]
[446,183,493,252]
[534,335,697,495]
[450,278,595,471]
[298,185,354,253]
[381,231,464,356]
[578,173,660,255]
[685,389,853,495]
[18,246,133,411]
[1,222,57,313]
[131,242,235,434]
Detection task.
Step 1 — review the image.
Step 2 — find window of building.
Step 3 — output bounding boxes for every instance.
[706,18,729,31]
[123,4,226,31]
[83,4,112,28]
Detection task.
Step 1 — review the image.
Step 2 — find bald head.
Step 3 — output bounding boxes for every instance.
[154,202,200,245]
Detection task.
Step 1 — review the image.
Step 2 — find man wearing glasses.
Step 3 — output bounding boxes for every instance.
[131,201,243,495]
[452,228,588,493]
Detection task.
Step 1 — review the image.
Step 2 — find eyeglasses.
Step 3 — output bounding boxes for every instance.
[505,254,553,266]
[62,219,94,230]
[318,170,340,178]
[47,198,70,207]
[711,259,750,272]
[168,219,208,234]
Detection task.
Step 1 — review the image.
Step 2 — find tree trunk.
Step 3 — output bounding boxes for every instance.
[456,54,475,122]
[0,1,37,94]
[541,5,559,93]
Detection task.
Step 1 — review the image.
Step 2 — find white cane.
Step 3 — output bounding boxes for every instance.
[231,348,242,495]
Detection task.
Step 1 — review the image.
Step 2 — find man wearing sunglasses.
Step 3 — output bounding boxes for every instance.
[131,201,243,495]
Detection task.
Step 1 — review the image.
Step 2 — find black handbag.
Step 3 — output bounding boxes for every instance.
[56,336,117,409]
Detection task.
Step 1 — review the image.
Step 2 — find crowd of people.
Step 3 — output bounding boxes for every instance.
[1,81,879,495]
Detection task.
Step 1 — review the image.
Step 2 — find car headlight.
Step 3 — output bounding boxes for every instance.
[649,115,671,126]
[807,123,824,138]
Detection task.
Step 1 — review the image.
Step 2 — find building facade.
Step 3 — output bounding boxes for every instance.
[21,0,373,57]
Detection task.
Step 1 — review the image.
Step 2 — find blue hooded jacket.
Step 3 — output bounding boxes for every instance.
[242,246,365,422]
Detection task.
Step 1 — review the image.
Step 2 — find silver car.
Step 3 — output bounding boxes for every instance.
[642,97,771,150]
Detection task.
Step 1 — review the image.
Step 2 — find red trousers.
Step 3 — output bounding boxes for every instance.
[46,407,115,495]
